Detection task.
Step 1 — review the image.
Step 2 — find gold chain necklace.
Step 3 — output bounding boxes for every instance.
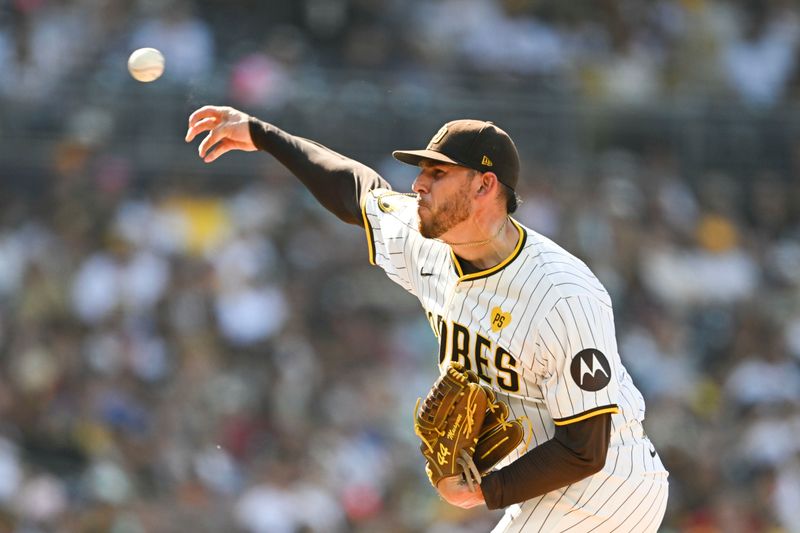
[436,216,509,247]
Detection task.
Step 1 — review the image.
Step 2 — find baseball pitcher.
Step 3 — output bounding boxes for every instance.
[186,106,669,532]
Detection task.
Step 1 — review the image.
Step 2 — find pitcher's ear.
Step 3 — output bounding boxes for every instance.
[477,172,498,195]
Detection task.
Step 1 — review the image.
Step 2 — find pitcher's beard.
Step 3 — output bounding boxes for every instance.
[418,190,472,239]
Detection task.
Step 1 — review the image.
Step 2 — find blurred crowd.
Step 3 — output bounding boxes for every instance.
[4,0,800,107]
[2,0,800,532]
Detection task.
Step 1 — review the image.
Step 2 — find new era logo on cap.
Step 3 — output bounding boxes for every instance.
[392,119,520,191]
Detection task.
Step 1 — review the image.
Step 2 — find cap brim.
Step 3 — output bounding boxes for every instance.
[392,149,461,167]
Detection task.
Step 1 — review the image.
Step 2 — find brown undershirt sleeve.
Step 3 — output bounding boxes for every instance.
[481,413,611,510]
[248,118,391,226]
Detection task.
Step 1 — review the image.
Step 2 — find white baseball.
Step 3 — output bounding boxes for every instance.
[128,48,165,83]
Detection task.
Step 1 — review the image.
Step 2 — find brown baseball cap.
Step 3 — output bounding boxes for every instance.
[392,119,520,191]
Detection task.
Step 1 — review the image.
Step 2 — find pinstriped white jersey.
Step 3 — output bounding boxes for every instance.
[361,188,667,480]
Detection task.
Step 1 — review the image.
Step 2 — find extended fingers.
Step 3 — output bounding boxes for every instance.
[187,106,254,162]
[202,138,253,163]
[185,117,218,142]
[202,137,229,162]
[197,128,226,159]
[188,105,224,127]
[186,106,228,141]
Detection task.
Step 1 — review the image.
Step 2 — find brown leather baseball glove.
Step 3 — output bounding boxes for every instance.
[414,362,488,488]
[460,370,530,490]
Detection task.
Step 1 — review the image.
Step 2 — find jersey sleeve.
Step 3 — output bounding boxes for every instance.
[360,188,420,296]
[536,295,621,425]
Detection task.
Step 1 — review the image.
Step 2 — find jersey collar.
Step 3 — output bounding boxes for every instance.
[450,218,527,282]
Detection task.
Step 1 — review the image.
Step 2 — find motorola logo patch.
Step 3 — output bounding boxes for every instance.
[570,349,611,392]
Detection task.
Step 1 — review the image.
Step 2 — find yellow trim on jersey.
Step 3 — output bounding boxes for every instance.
[553,405,619,426]
[360,193,377,266]
[451,218,526,282]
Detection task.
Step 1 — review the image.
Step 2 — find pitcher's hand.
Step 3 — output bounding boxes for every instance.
[185,105,258,162]
[436,475,486,509]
